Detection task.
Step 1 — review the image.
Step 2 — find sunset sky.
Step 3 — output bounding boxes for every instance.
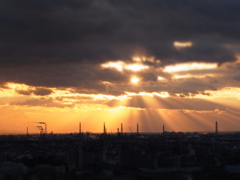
[1,0,240,134]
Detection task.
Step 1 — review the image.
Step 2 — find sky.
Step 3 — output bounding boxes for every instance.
[1,0,240,134]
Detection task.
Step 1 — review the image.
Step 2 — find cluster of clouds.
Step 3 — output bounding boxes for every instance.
[1,0,240,111]
[1,0,240,65]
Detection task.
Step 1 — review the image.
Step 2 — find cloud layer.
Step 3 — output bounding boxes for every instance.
[1,0,240,66]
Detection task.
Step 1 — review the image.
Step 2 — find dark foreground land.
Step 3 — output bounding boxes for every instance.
[1,132,240,180]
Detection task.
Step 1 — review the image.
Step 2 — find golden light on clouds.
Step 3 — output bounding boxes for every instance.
[101,61,149,72]
[173,74,215,79]
[132,57,142,62]
[132,56,157,63]
[6,82,30,90]
[157,76,165,81]
[174,41,192,48]
[163,62,218,73]
[195,87,240,99]
[125,91,169,98]
[125,63,149,71]
[101,61,125,71]
[139,92,169,98]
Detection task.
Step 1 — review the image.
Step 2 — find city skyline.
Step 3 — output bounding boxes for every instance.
[1,0,240,134]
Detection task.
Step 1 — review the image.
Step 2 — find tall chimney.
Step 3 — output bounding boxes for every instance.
[117,128,119,133]
[215,121,218,135]
[79,122,81,134]
[163,124,165,133]
[104,122,106,134]
[121,123,123,133]
[137,123,139,135]
[27,127,28,135]
[39,122,47,134]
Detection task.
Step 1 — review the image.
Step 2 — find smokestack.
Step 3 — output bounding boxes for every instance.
[117,128,119,133]
[27,127,28,135]
[215,121,218,135]
[104,122,106,134]
[79,122,81,134]
[163,124,165,133]
[39,122,47,134]
[137,123,139,135]
[121,123,123,133]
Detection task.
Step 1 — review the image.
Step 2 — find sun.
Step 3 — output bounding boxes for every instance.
[131,77,140,84]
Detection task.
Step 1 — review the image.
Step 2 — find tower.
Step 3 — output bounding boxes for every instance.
[38,122,47,134]
[104,122,106,134]
[79,122,81,134]
[121,123,123,133]
[163,124,165,133]
[137,123,139,135]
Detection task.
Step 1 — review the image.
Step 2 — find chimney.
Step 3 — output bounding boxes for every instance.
[121,123,123,133]
[137,123,139,135]
[104,122,106,134]
[79,122,81,134]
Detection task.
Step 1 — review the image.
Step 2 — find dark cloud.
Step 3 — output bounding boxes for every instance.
[126,77,218,95]
[139,72,158,82]
[1,0,240,97]
[0,63,129,95]
[33,88,53,96]
[15,87,52,96]
[232,75,240,81]
[15,90,32,96]
[169,78,217,94]
[0,0,239,66]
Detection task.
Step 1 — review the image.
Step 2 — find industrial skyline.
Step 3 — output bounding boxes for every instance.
[15,120,225,136]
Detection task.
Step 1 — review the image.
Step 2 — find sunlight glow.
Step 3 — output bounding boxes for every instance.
[173,74,217,79]
[131,77,140,84]
[163,62,218,73]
